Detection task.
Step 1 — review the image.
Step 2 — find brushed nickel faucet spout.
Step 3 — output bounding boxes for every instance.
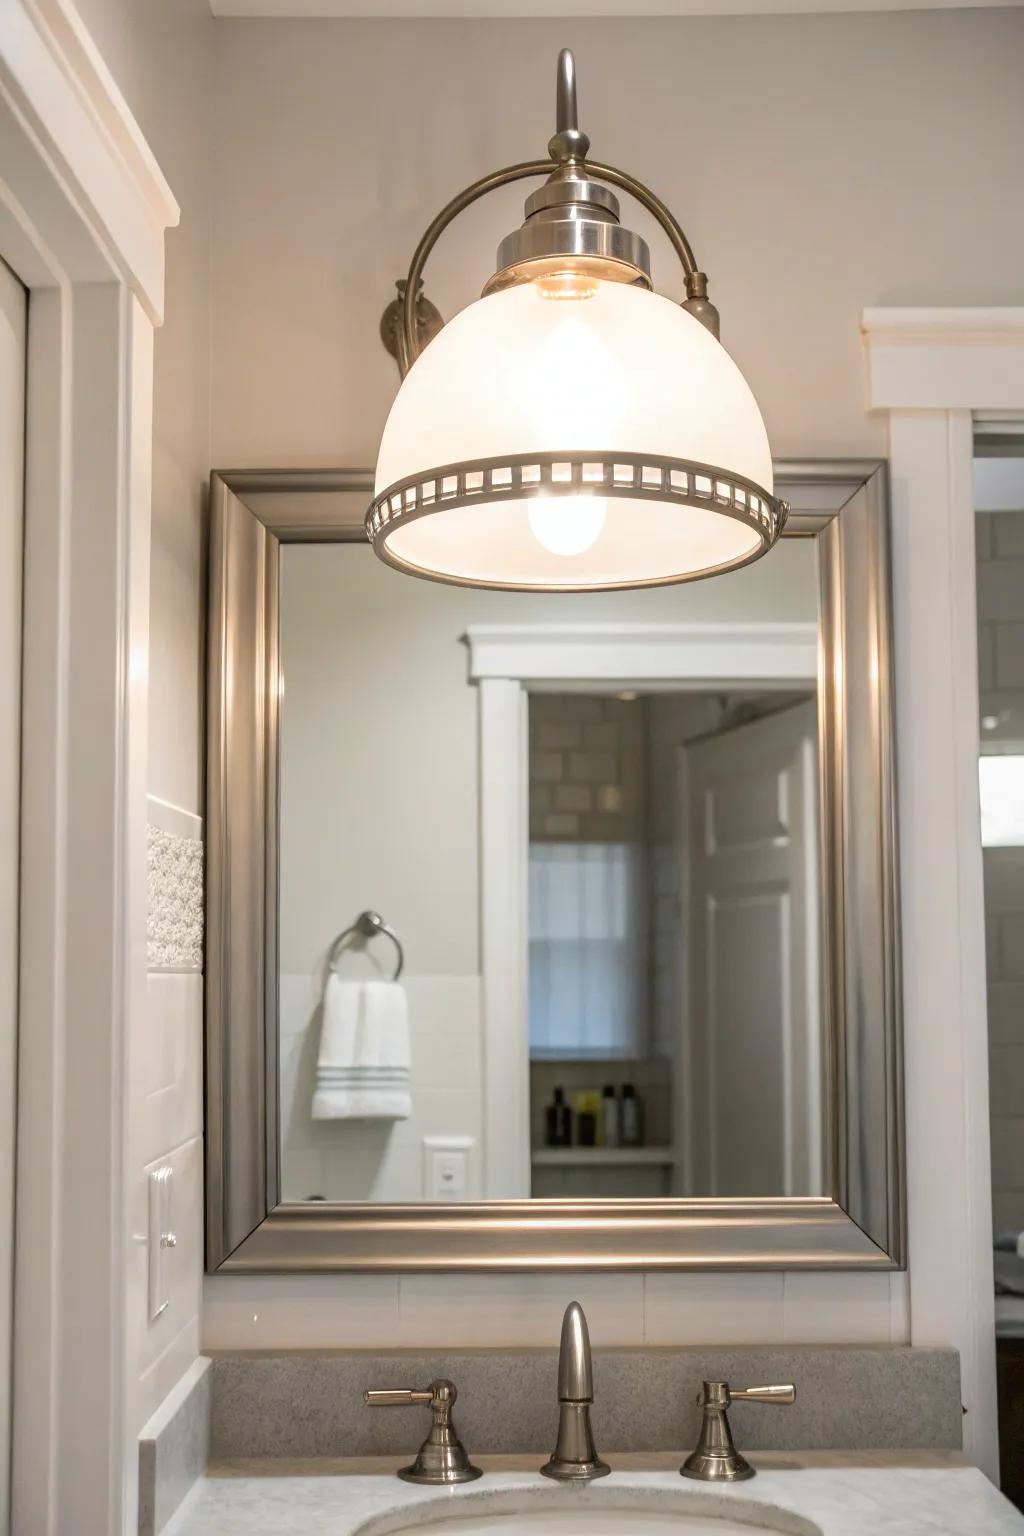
[540,1301,610,1481]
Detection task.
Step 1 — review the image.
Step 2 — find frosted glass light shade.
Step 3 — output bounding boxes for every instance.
[369,280,782,591]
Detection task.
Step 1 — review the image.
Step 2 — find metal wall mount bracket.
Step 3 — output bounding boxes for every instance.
[381,48,719,378]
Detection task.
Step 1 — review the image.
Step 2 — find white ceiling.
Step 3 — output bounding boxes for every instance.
[210,0,1024,16]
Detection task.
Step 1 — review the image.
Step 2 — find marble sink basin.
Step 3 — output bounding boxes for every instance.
[356,1487,822,1536]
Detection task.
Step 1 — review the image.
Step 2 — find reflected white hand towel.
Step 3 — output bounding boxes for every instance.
[312,976,411,1121]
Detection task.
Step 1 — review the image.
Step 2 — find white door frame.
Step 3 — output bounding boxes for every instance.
[1,2,177,1530]
[467,622,818,1199]
[863,307,1024,1481]
[0,255,27,1536]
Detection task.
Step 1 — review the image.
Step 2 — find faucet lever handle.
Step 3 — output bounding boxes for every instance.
[730,1384,796,1405]
[364,1387,437,1407]
[682,1379,796,1484]
[363,1378,481,1487]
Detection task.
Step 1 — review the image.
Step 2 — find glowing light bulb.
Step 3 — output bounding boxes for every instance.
[533,270,600,302]
[528,494,606,556]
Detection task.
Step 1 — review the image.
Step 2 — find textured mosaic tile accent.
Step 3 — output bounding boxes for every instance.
[147,824,204,970]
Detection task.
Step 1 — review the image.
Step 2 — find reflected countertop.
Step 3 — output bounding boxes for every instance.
[164,1452,1024,1535]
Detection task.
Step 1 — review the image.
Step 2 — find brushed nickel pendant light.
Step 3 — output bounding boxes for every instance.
[369,49,786,592]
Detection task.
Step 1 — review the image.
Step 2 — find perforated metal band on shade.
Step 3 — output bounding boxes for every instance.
[366,451,788,592]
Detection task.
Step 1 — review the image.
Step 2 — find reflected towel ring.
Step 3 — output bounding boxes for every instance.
[328,910,404,981]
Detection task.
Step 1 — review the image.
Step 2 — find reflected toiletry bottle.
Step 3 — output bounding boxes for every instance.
[546,1087,573,1148]
[602,1084,620,1148]
[620,1083,643,1147]
[575,1091,597,1148]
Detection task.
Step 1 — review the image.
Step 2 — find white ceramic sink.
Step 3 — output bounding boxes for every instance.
[395,1514,790,1534]
[356,1489,821,1536]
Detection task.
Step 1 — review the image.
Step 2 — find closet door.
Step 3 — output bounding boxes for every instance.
[0,255,27,1534]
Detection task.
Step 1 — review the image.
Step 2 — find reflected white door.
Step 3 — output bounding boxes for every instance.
[682,701,821,1197]
[0,257,26,1533]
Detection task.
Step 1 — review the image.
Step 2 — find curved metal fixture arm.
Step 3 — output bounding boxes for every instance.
[398,159,549,373]
[398,161,705,374]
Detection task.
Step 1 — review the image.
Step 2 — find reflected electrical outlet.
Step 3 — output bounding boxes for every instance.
[422,1136,474,1201]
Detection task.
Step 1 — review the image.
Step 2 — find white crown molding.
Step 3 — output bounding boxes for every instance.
[465,621,818,683]
[863,308,1024,412]
[863,308,1024,338]
[0,0,179,320]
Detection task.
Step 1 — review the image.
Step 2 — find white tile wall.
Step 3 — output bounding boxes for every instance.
[781,1273,901,1343]
[644,1273,785,1344]
[528,694,644,844]
[201,1269,902,1351]
[279,974,483,1201]
[133,1028,204,1425]
[397,1272,646,1348]
[202,1274,401,1351]
[139,973,203,1167]
[136,801,205,1430]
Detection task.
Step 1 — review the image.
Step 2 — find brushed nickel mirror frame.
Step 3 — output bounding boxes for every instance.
[205,460,904,1274]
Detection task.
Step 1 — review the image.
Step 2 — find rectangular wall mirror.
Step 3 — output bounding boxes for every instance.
[205,461,903,1272]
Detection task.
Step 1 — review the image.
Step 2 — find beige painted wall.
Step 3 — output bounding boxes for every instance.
[201,6,1024,1351]
[64,4,1023,1366]
[209,10,1024,472]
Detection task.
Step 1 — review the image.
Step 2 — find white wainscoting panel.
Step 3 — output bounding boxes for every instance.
[133,1136,205,1422]
[133,801,206,1436]
[139,973,203,1172]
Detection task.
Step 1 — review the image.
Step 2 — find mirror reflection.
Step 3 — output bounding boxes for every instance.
[527,687,820,1200]
[277,542,825,1205]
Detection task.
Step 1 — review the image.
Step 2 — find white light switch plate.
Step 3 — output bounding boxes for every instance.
[422,1135,474,1200]
[148,1164,174,1321]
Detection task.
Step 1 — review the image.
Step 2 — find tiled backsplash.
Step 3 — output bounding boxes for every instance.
[146,798,204,972]
[136,798,205,1434]
[201,1270,909,1352]
[279,974,483,1201]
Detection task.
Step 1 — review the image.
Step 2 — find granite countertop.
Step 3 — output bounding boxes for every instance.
[165,1451,1024,1535]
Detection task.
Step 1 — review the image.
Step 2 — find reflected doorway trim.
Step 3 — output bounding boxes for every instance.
[205,460,905,1273]
[467,621,819,1201]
